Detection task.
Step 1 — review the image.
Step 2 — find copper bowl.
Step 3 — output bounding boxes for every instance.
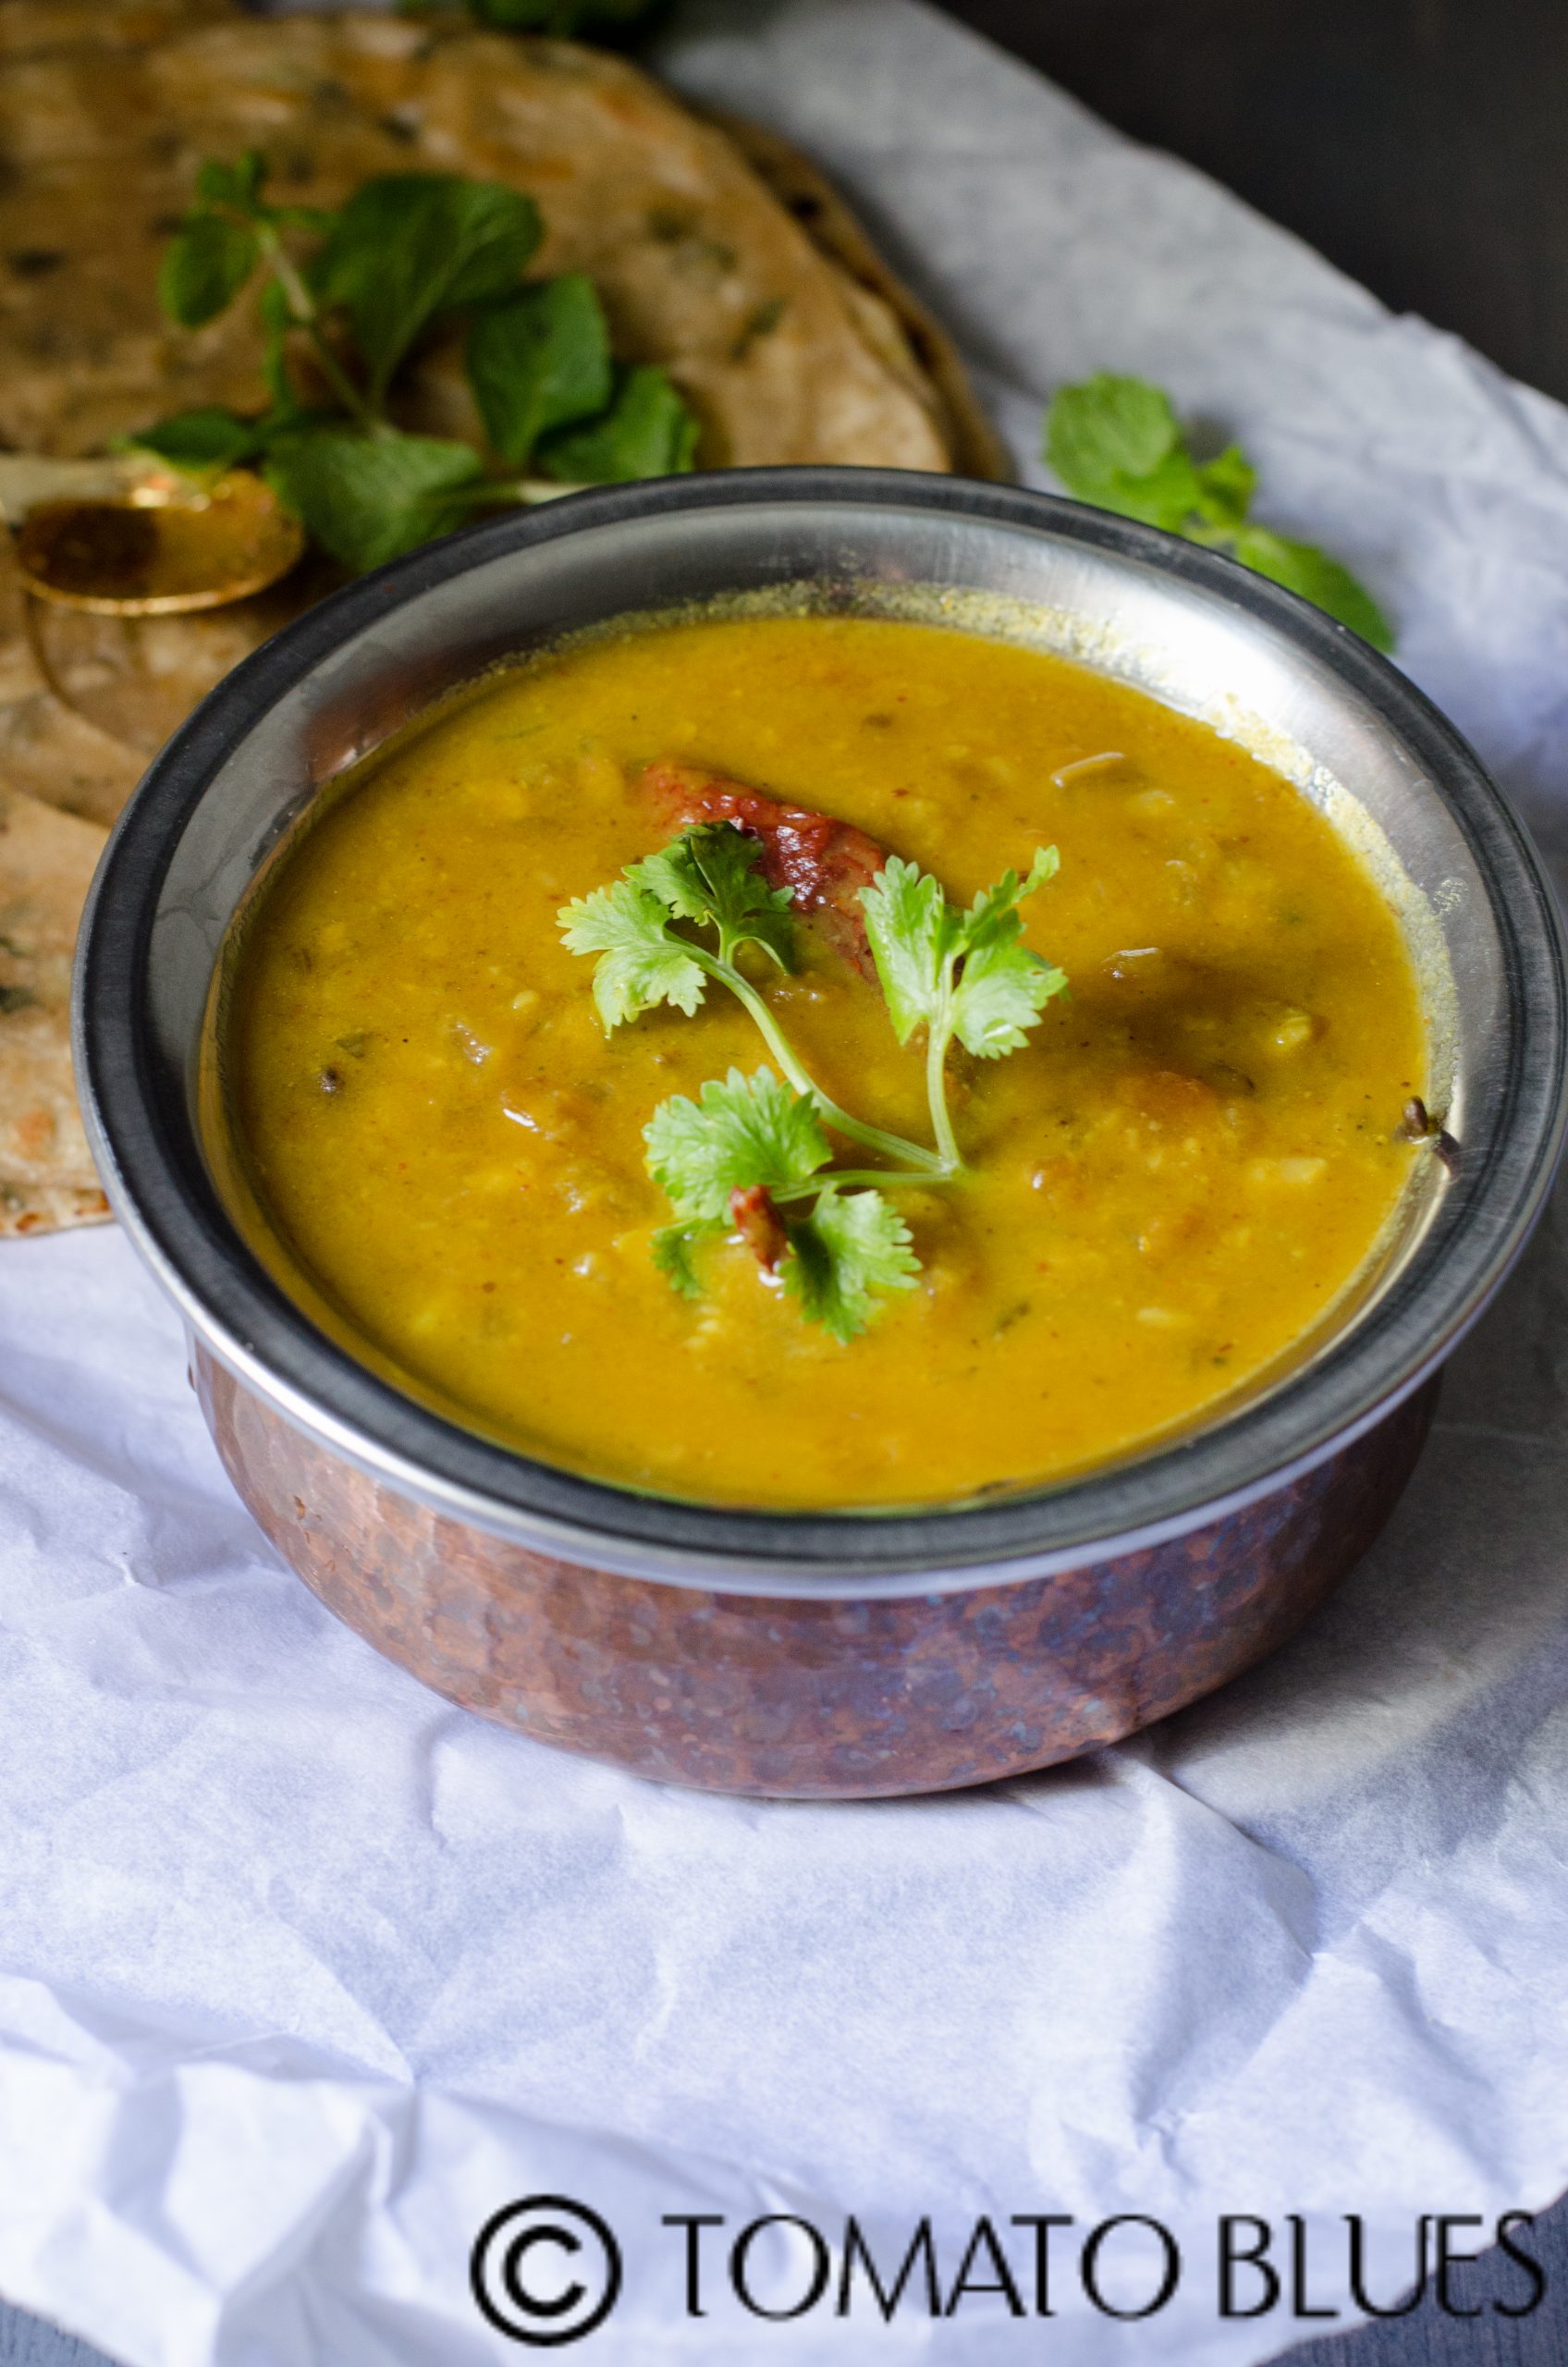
[75,472,1568,1797]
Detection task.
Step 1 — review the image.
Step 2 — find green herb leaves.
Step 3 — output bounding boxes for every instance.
[628,822,793,967]
[646,1066,830,1219]
[558,822,796,1031]
[1225,524,1395,654]
[558,818,1067,1342]
[557,877,709,1030]
[644,1067,916,1341]
[312,174,542,405]
[150,150,701,574]
[159,210,261,330]
[536,364,701,484]
[784,1185,918,1343]
[1044,373,1393,651]
[117,406,263,479]
[948,850,1067,1059]
[863,845,1065,1167]
[264,429,487,572]
[467,273,611,467]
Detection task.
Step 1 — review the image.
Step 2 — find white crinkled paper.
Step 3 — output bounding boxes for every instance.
[3,3,1568,2360]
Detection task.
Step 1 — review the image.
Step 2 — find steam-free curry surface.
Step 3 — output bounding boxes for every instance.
[221,614,1424,1508]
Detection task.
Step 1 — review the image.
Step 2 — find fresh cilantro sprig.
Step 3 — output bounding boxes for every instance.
[559,822,940,1176]
[1043,374,1394,652]
[863,847,1066,1171]
[644,1069,919,1342]
[558,821,1065,1340]
[141,150,700,573]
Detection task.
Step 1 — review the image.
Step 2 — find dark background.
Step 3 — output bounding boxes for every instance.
[5,3,1564,2363]
[942,0,1568,406]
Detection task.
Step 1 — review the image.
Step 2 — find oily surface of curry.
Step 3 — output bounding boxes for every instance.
[219,614,1425,1508]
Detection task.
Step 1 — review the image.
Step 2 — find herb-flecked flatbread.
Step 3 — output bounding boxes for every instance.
[0,786,110,1237]
[0,0,1003,1230]
[0,2,1001,780]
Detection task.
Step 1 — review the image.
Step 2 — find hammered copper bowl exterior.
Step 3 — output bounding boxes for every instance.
[198,1348,1436,1798]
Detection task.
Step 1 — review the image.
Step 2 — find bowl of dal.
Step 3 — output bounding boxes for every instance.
[76,471,1568,1797]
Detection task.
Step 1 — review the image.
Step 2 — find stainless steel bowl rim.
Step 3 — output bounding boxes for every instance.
[74,469,1568,1598]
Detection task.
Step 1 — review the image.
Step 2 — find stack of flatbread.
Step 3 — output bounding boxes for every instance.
[0,0,1004,1236]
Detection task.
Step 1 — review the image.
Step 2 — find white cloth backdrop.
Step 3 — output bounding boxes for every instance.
[2,2,1567,2360]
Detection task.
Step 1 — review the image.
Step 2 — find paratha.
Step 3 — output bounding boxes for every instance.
[0,784,110,1236]
[0,0,1004,1230]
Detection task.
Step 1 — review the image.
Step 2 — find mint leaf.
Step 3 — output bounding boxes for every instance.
[158,213,259,327]
[467,273,613,467]
[860,855,956,1043]
[1090,448,1207,533]
[949,849,1066,1060]
[118,406,262,478]
[1046,374,1182,493]
[264,427,486,572]
[257,277,303,421]
[644,1067,829,1223]
[557,877,706,1030]
[1043,373,1394,650]
[536,363,699,483]
[313,174,542,402]
[782,1188,918,1343]
[651,1219,721,1300]
[195,152,267,213]
[1194,442,1256,527]
[1231,523,1395,654]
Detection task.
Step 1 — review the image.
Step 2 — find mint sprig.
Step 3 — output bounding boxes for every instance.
[559,820,1066,1341]
[141,149,700,573]
[1043,373,1394,652]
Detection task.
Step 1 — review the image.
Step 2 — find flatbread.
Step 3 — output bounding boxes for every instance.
[0,6,992,469]
[0,784,110,1236]
[0,0,1006,1230]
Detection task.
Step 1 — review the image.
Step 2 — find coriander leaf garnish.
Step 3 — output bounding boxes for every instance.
[782,1187,919,1344]
[628,821,793,968]
[558,816,1070,1342]
[467,273,613,467]
[561,827,941,1173]
[557,877,707,1029]
[859,855,953,1046]
[644,1067,831,1221]
[643,1070,916,1342]
[651,1218,723,1301]
[1044,373,1394,652]
[862,843,1065,1165]
[949,848,1066,1060]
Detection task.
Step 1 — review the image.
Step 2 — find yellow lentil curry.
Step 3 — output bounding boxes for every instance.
[214,613,1426,1508]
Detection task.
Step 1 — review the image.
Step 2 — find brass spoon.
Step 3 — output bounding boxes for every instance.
[1,455,304,616]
